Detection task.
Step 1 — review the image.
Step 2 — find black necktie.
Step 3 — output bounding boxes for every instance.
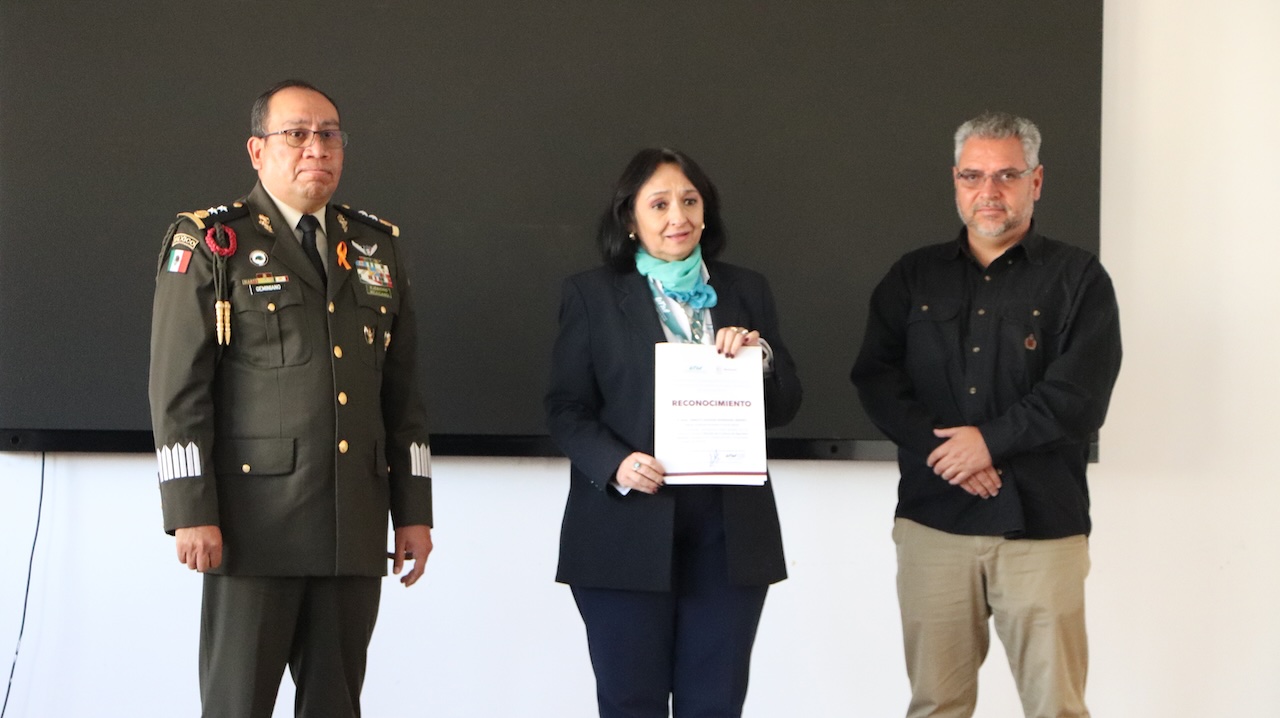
[298,214,326,282]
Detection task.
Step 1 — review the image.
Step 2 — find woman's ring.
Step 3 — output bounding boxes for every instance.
[632,461,642,471]
[738,327,750,335]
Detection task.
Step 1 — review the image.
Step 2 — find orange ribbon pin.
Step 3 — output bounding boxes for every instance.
[336,241,352,270]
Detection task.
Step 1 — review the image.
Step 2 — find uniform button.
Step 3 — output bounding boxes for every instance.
[241,464,251,473]
[338,391,348,405]
[983,275,991,282]
[997,469,1004,475]
[977,308,986,316]
[972,346,981,353]
[328,302,335,313]
[267,302,276,312]
[338,440,349,453]
[969,387,977,395]
[921,304,929,311]
[1032,309,1041,316]
[380,306,387,314]
[333,346,343,358]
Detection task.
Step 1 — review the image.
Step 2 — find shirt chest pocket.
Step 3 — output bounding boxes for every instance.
[995,302,1067,385]
[229,282,312,367]
[351,289,400,369]
[906,300,960,321]
[904,299,960,376]
[997,303,1066,354]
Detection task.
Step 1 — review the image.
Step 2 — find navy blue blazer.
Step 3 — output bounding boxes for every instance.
[546,261,802,591]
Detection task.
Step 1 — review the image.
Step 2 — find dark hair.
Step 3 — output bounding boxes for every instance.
[250,79,342,137]
[597,148,727,272]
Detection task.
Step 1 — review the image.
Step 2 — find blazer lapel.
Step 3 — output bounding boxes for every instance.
[246,183,326,292]
[707,263,743,334]
[616,271,666,344]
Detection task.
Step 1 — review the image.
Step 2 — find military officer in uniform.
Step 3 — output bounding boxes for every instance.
[149,79,434,718]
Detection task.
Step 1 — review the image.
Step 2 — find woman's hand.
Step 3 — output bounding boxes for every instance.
[616,452,666,494]
[715,326,760,358]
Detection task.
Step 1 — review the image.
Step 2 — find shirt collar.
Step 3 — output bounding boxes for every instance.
[948,220,1044,266]
[261,186,326,240]
[1019,222,1046,264]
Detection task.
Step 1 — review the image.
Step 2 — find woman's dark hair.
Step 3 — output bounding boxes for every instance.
[597,148,726,272]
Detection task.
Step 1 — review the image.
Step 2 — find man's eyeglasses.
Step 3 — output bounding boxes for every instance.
[259,128,350,149]
[955,167,1036,189]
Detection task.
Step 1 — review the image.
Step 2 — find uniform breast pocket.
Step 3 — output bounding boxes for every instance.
[214,437,296,477]
[229,282,312,367]
[352,290,400,369]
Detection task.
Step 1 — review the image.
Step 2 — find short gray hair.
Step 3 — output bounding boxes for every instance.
[953,112,1041,168]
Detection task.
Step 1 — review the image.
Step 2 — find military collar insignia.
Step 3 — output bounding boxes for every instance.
[257,214,274,235]
[337,214,349,233]
[351,241,377,256]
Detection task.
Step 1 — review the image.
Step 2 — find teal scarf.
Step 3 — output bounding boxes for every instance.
[634,246,718,309]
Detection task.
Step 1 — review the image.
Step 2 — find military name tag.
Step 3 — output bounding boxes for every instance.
[241,274,290,293]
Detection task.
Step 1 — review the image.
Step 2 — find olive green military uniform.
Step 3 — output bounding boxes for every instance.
[149,182,432,717]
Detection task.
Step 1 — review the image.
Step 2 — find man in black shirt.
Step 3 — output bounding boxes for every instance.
[851,112,1121,718]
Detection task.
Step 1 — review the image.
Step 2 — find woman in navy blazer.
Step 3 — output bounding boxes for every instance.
[546,148,802,718]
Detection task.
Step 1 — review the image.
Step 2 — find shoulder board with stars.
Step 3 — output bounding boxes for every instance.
[335,204,400,237]
[176,202,250,230]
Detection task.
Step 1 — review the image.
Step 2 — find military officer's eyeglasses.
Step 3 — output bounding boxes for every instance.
[955,167,1036,188]
[259,128,350,149]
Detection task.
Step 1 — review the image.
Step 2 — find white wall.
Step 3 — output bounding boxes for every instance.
[3,1,1279,715]
[1087,0,1280,713]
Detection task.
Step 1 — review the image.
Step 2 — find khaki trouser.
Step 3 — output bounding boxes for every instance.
[893,518,1091,718]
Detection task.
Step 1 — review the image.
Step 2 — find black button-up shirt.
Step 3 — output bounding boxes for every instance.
[851,225,1122,539]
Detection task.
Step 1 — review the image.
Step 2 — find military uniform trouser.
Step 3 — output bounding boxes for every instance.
[199,574,381,718]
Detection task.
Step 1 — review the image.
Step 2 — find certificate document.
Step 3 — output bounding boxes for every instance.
[654,342,767,485]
